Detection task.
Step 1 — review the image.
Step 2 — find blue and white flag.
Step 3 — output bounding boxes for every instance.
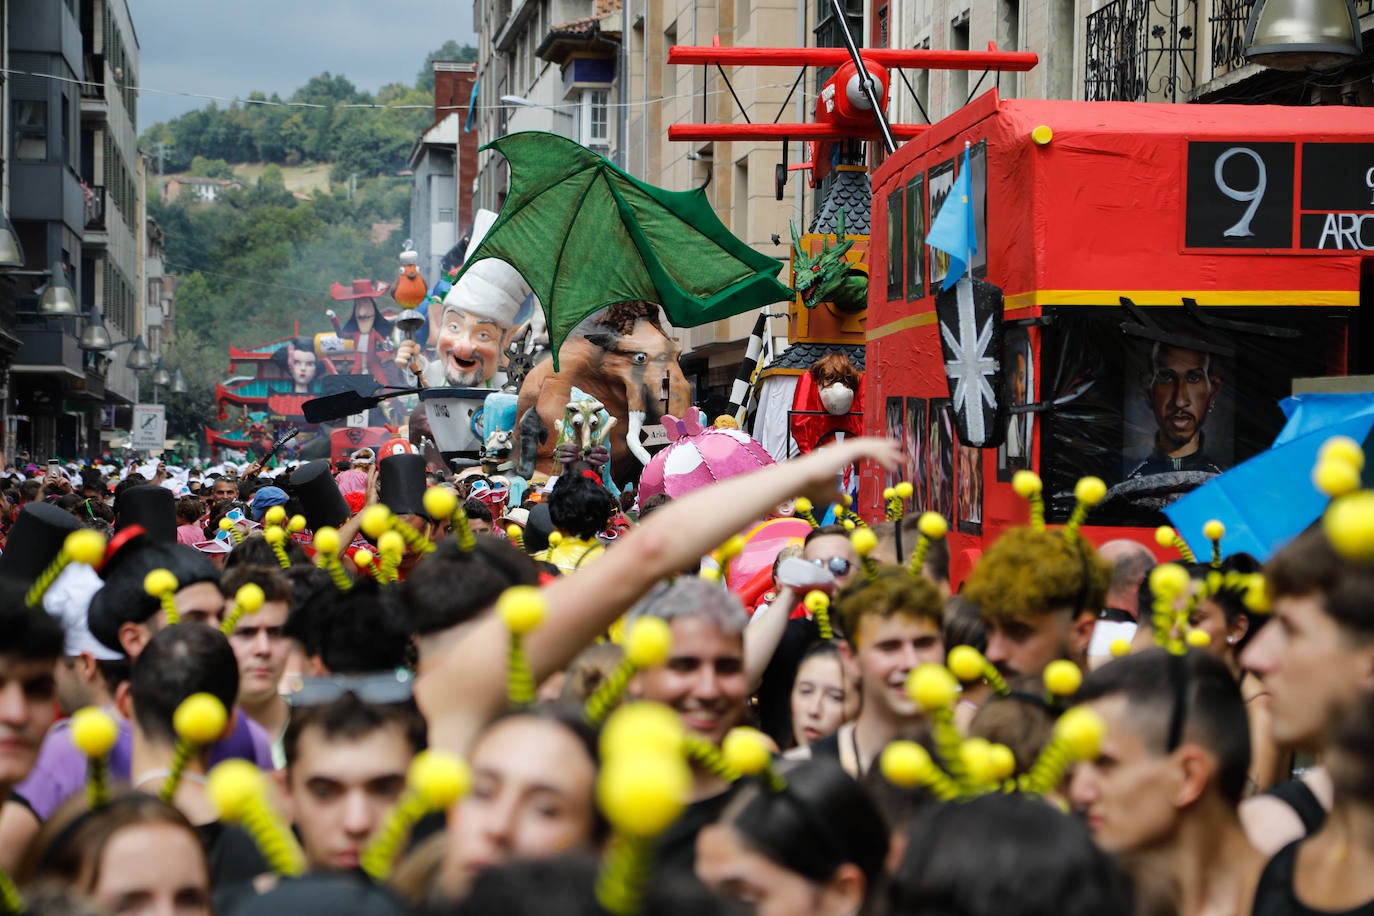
[926,147,978,292]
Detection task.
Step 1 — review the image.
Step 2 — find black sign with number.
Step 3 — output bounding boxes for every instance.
[1184,142,1295,250]
[1301,143,1374,211]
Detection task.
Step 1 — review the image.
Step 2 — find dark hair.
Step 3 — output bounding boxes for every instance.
[464,500,493,525]
[548,474,613,540]
[1077,648,1251,805]
[889,794,1133,916]
[637,492,672,521]
[923,536,950,585]
[0,582,64,659]
[398,537,539,637]
[24,792,206,891]
[1267,527,1374,641]
[220,563,292,604]
[175,495,206,525]
[283,690,426,769]
[450,853,731,916]
[224,533,310,571]
[130,624,240,745]
[284,577,412,674]
[721,760,888,908]
[1188,553,1266,654]
[833,566,943,641]
[803,524,850,547]
[1330,691,1374,805]
[967,692,1055,776]
[941,595,986,654]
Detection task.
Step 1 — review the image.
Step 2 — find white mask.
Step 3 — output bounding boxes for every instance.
[819,382,854,415]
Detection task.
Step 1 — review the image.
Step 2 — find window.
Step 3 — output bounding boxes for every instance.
[587,90,609,145]
[438,207,456,222]
[13,101,47,161]
[950,13,970,110]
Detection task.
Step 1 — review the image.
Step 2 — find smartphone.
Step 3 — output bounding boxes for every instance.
[47,459,60,467]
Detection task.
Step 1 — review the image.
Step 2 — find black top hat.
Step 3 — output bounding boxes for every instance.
[379,454,427,517]
[290,460,350,531]
[218,873,403,916]
[0,503,82,582]
[88,538,219,655]
[116,485,176,543]
[524,503,555,554]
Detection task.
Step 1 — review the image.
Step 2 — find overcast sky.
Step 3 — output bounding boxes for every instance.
[128,1,477,129]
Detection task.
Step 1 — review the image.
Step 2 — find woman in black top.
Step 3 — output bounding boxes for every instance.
[1252,693,1374,916]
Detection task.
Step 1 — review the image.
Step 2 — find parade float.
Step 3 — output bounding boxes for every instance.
[666,37,1371,583]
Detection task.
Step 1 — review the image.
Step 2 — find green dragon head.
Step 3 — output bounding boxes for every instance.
[791,208,868,313]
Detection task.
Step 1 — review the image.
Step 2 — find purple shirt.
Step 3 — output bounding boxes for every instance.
[14,710,273,822]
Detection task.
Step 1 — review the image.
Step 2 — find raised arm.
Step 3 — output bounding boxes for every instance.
[418,437,900,755]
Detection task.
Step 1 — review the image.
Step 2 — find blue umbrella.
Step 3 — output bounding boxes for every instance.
[1165,392,1374,562]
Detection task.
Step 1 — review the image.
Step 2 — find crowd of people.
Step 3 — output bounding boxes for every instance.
[0,432,1369,916]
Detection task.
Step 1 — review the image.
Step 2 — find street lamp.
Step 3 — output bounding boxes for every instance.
[126,336,154,371]
[79,306,113,352]
[0,210,24,269]
[500,94,536,107]
[1245,0,1362,69]
[38,260,78,315]
[171,368,187,395]
[151,357,172,389]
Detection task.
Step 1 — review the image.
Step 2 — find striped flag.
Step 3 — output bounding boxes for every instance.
[726,311,771,423]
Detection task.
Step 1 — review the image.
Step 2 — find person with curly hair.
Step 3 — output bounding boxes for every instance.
[787,566,945,778]
[961,528,1111,679]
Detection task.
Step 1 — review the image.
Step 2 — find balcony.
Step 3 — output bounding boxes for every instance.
[84,184,106,233]
[1084,0,1197,102]
[1093,0,1374,100]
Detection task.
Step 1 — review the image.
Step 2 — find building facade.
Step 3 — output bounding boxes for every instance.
[4,0,146,461]
[409,61,479,283]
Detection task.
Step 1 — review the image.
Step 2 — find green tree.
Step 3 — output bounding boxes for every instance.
[188,156,236,179]
[416,40,479,90]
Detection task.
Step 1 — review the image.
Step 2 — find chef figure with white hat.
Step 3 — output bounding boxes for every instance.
[395,209,539,389]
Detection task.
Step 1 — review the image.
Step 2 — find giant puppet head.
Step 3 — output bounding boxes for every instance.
[421,209,538,388]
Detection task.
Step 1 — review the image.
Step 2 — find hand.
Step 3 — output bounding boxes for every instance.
[794,437,902,507]
[583,445,610,468]
[395,339,422,369]
[245,461,263,479]
[364,464,379,506]
[554,443,581,467]
[776,555,837,593]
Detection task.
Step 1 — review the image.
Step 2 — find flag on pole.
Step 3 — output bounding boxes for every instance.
[464,79,481,133]
[726,310,771,423]
[926,146,977,292]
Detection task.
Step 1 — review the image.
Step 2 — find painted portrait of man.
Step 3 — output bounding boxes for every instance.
[1126,343,1224,479]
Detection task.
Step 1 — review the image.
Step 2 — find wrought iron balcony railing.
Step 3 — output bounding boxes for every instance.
[1085,0,1197,102]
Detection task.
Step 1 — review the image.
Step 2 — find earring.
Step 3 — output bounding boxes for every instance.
[1226,636,1236,645]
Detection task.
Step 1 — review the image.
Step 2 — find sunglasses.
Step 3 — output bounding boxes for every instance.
[810,557,853,577]
[285,669,414,707]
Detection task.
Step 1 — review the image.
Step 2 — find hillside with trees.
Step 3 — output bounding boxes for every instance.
[146,42,475,441]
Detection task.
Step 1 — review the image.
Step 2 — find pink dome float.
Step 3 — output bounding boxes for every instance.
[638,411,775,501]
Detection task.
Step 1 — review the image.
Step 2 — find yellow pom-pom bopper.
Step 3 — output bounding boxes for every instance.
[906,663,959,712]
[207,760,307,876]
[498,585,546,706]
[162,693,228,803]
[803,589,835,640]
[221,582,266,636]
[1324,491,1374,563]
[71,706,119,808]
[361,750,472,880]
[263,505,287,527]
[721,727,783,791]
[1043,659,1083,700]
[586,621,674,725]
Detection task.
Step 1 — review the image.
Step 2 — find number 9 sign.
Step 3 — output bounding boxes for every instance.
[1215,147,1266,238]
[1185,141,1295,250]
